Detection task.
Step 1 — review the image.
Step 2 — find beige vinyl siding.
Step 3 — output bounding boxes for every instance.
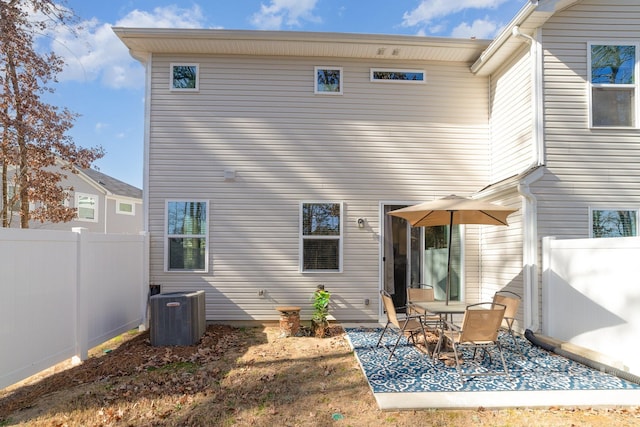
[105,197,143,234]
[463,192,524,331]
[537,0,640,239]
[528,0,640,331]
[481,193,524,331]
[147,54,490,321]
[489,46,534,182]
[482,47,532,331]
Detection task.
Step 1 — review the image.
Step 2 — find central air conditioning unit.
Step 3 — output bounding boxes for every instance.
[149,290,206,346]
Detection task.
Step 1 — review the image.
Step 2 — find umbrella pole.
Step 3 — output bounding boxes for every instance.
[446,211,453,305]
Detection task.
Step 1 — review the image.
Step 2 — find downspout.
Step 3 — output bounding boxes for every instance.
[517,175,541,332]
[513,25,544,332]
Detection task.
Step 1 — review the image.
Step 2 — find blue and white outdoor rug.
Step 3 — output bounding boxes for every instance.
[345,327,640,409]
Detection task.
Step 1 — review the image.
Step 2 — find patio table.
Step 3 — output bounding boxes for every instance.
[410,301,467,361]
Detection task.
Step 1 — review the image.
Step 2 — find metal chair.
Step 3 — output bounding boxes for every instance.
[493,290,522,354]
[442,302,510,381]
[377,290,427,359]
[406,285,441,331]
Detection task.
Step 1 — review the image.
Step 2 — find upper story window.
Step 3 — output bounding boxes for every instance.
[300,202,343,272]
[76,193,98,222]
[314,67,343,95]
[116,200,135,215]
[589,43,638,128]
[170,63,199,91]
[370,68,425,83]
[6,185,20,211]
[590,208,638,238]
[166,200,208,271]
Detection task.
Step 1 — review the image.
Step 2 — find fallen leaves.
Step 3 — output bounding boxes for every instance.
[2,325,640,427]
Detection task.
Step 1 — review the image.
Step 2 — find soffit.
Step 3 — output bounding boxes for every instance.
[472,0,583,76]
[113,28,491,64]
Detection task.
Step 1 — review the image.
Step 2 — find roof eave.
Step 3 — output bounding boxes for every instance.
[112,27,491,63]
[471,0,582,76]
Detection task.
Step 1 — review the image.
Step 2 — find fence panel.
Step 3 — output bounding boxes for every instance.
[542,236,640,376]
[80,230,147,352]
[0,229,78,389]
[0,228,147,389]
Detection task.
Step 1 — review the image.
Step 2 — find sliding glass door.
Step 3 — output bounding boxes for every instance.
[382,204,460,309]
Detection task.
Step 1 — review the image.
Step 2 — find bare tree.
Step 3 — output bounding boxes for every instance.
[0,0,104,228]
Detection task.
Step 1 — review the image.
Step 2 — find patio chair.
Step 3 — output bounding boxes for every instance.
[406,286,441,330]
[442,302,510,381]
[493,290,522,354]
[377,290,428,359]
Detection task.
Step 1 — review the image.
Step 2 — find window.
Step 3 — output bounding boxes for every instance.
[166,200,208,271]
[370,68,425,83]
[300,202,342,272]
[116,200,135,215]
[6,185,20,211]
[170,63,199,91]
[590,208,638,238]
[589,43,638,127]
[314,67,343,95]
[75,193,98,222]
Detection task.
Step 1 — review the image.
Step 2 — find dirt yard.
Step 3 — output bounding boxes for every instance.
[1,324,638,426]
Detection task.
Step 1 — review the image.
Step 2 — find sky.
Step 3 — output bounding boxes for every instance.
[39,0,528,189]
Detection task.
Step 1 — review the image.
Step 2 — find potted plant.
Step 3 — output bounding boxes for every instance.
[311,285,331,338]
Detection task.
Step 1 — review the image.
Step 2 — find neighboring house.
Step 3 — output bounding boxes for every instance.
[2,164,143,234]
[114,0,640,327]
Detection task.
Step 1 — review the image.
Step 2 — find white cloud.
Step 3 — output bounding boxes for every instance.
[451,18,498,39]
[115,5,205,28]
[402,0,509,27]
[251,0,321,30]
[47,5,206,89]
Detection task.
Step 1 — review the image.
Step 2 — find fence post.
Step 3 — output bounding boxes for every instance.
[72,227,90,363]
[139,231,150,331]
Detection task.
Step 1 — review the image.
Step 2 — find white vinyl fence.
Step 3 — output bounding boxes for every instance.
[542,236,640,376]
[0,227,148,389]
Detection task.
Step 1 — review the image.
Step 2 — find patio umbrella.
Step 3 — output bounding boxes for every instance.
[387,195,517,304]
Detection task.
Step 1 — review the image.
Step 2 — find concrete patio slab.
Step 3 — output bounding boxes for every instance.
[341,324,640,410]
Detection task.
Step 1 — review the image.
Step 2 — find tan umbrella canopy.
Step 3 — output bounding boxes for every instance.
[387,195,517,304]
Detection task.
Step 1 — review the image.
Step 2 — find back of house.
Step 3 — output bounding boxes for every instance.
[115,0,640,327]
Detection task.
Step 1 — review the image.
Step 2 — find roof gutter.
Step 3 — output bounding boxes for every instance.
[471,0,540,74]
[471,0,581,75]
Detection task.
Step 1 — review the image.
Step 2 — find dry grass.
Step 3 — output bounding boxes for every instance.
[1,324,639,426]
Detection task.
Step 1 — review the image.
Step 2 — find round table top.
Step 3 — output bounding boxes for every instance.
[411,300,467,314]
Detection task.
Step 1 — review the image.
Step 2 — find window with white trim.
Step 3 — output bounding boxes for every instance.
[116,200,135,215]
[170,63,199,91]
[6,185,20,211]
[314,66,343,95]
[589,43,638,127]
[300,202,342,272]
[166,200,208,271]
[75,193,98,222]
[590,208,638,238]
[370,68,425,83]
